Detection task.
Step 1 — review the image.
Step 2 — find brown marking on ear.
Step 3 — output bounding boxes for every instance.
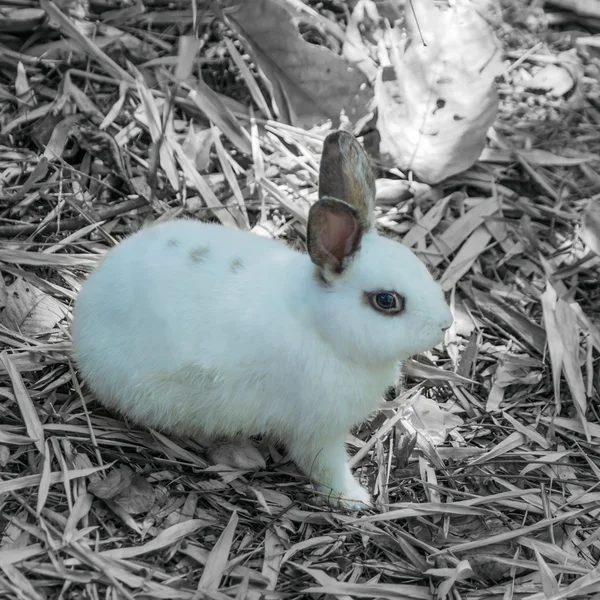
[307,198,363,278]
[167,239,180,248]
[318,131,376,231]
[230,258,244,273]
[189,246,210,264]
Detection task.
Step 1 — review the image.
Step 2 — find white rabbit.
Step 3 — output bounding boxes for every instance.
[72,131,452,511]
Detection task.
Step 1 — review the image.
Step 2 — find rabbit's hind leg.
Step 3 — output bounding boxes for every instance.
[207,439,266,470]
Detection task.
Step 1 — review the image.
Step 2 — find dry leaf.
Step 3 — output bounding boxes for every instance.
[0,446,10,467]
[469,431,527,466]
[487,354,543,412]
[15,62,34,111]
[187,80,252,155]
[225,0,370,127]
[36,442,52,515]
[88,465,134,499]
[479,147,594,166]
[425,197,499,268]
[462,286,546,354]
[102,520,209,560]
[39,0,133,83]
[375,178,434,206]
[303,581,431,599]
[548,0,600,18]
[262,530,284,590]
[43,116,84,163]
[63,493,94,543]
[199,511,239,591]
[63,72,105,123]
[342,0,383,82]
[0,277,7,309]
[376,0,503,183]
[224,36,273,118]
[402,193,454,247]
[502,412,550,449]
[88,465,155,514]
[403,359,473,384]
[0,353,44,456]
[26,21,143,63]
[426,559,474,599]
[0,8,45,32]
[175,35,201,82]
[555,300,589,439]
[582,199,600,256]
[409,395,464,446]
[440,225,492,291]
[533,546,561,597]
[0,278,67,336]
[173,141,241,229]
[526,64,574,97]
[395,432,418,469]
[541,283,564,411]
[70,122,128,178]
[54,0,88,19]
[114,475,155,515]
[182,124,213,173]
[135,80,180,191]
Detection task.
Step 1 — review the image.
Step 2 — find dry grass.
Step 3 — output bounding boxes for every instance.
[0,1,599,599]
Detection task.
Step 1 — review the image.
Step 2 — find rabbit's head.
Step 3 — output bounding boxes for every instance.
[306,131,452,366]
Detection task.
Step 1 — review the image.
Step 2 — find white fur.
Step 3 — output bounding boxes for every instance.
[72,219,452,510]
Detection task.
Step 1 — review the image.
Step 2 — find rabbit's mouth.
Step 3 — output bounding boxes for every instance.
[396,327,448,360]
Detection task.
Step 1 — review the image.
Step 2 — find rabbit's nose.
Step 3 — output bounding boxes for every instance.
[441,324,451,332]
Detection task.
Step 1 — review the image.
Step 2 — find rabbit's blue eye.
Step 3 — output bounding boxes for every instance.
[377,293,394,308]
[367,291,405,315]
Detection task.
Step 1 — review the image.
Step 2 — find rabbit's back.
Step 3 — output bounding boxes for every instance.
[72,220,314,435]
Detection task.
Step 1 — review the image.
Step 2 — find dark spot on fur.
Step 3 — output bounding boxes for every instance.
[230,258,244,273]
[189,246,210,264]
[167,239,179,248]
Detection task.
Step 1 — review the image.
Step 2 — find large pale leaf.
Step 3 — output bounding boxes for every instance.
[408,395,464,446]
[0,278,68,336]
[224,0,370,127]
[375,0,503,184]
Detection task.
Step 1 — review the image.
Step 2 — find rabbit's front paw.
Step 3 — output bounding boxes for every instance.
[317,479,372,512]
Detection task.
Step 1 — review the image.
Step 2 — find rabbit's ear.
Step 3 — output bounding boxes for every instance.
[307,198,363,277]
[318,131,375,231]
